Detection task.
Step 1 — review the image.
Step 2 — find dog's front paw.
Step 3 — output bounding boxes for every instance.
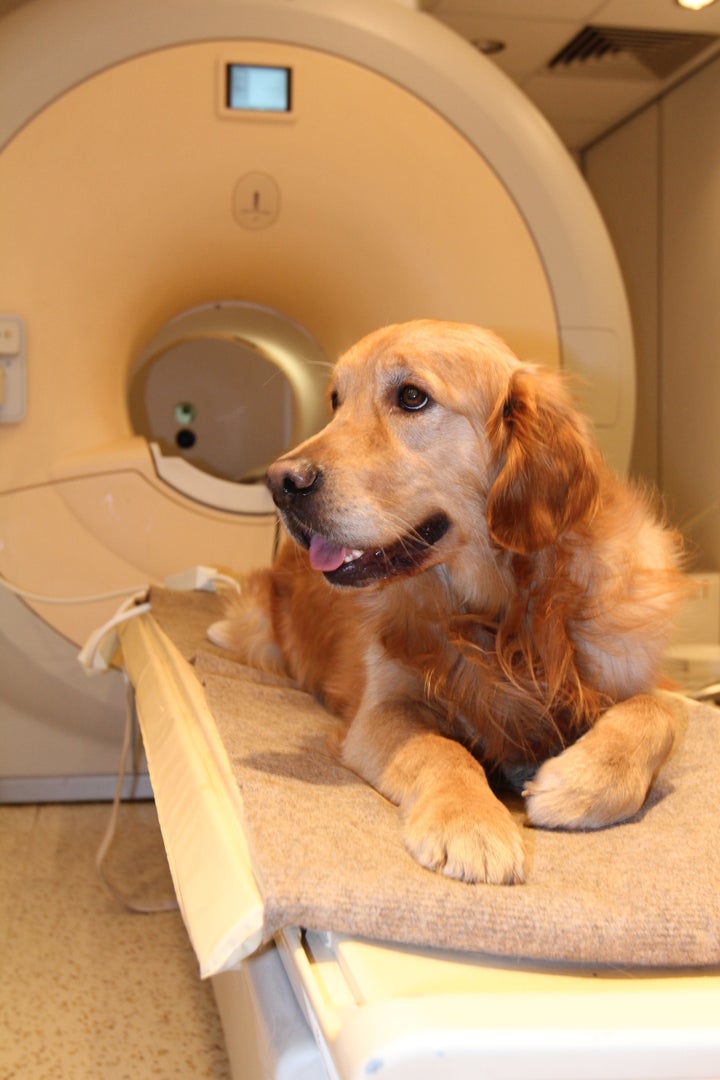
[524,749,610,830]
[524,736,651,830]
[525,696,676,831]
[403,786,525,885]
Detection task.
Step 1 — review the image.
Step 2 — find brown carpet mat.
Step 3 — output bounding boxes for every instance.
[149,587,720,968]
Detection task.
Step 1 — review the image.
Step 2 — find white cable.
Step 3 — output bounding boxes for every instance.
[1,564,240,607]
[0,572,149,606]
[78,591,152,674]
[95,676,178,915]
[163,565,240,593]
[690,682,720,701]
[1,563,236,909]
[76,568,240,675]
[212,572,242,593]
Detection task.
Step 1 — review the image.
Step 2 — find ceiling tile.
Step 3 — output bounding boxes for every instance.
[434,13,582,79]
[427,0,720,147]
[522,73,657,145]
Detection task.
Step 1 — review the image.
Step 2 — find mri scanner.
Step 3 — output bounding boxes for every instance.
[0,0,635,799]
[2,1,718,1077]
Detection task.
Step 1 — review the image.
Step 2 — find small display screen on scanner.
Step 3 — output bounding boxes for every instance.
[226,65,291,112]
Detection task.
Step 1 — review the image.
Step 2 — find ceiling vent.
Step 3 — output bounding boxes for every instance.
[548,25,718,80]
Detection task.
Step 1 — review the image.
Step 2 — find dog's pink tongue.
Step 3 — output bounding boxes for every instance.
[309,534,348,572]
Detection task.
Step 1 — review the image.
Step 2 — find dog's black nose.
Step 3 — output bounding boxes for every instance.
[266,459,321,503]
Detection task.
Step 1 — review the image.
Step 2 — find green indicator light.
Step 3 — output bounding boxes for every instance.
[175,402,196,424]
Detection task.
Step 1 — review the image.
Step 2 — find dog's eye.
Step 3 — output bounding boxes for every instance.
[330,390,339,411]
[398,385,429,412]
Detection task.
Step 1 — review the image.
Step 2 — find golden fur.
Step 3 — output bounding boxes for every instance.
[209,320,687,884]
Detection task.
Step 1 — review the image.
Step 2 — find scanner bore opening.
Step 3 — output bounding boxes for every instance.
[127,301,330,492]
[129,335,295,483]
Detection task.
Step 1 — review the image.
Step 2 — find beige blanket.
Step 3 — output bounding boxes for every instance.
[150,587,720,968]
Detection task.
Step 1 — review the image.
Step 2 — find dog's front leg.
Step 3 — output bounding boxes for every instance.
[341,669,525,884]
[524,693,682,830]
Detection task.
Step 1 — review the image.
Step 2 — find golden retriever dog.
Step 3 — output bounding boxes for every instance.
[209,320,686,885]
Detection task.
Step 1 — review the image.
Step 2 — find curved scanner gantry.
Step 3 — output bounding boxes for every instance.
[0,0,634,645]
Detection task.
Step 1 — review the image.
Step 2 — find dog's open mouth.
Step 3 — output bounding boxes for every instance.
[289,511,451,587]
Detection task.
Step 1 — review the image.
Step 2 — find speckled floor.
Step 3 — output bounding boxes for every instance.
[0,801,232,1079]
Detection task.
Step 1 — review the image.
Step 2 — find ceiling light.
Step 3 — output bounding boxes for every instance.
[675,0,718,11]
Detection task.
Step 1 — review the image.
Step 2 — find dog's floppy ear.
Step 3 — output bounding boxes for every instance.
[486,367,601,555]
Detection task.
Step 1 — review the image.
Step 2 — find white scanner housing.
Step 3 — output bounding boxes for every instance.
[0,0,634,652]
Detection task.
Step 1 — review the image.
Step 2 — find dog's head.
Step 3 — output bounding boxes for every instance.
[266,320,601,588]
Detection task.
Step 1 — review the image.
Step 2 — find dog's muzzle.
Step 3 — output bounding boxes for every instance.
[266,458,450,587]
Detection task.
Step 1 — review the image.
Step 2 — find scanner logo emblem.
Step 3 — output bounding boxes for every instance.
[232,172,281,230]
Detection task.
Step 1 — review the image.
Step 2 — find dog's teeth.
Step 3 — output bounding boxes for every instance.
[343,549,364,563]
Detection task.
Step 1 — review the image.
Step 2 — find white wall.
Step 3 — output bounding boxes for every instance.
[583,107,661,486]
[583,54,720,571]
